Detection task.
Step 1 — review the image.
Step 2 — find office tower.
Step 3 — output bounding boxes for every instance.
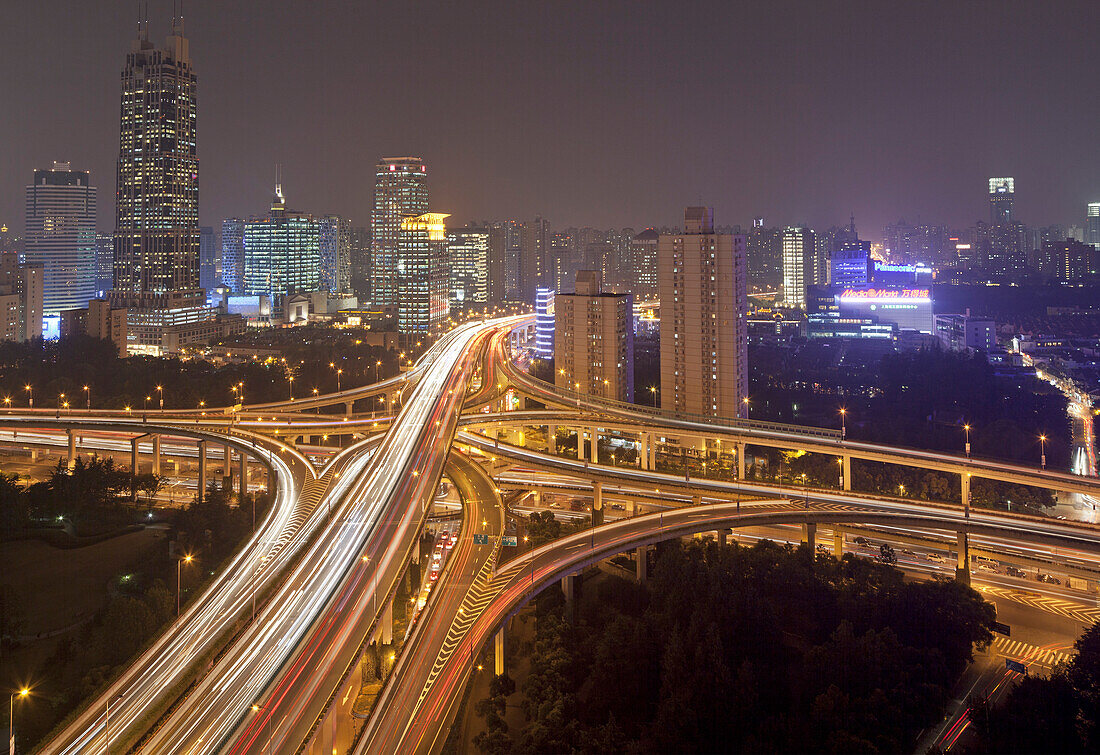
[221,219,245,292]
[817,217,858,280]
[658,207,748,419]
[372,157,428,309]
[502,220,522,299]
[487,224,505,302]
[746,224,782,291]
[397,213,450,332]
[1087,203,1100,248]
[989,177,1015,225]
[347,225,371,296]
[94,234,114,296]
[781,227,815,309]
[198,226,219,292]
[534,287,555,359]
[630,229,659,300]
[829,240,871,286]
[0,252,43,342]
[242,185,324,307]
[517,217,549,302]
[317,215,351,293]
[24,162,96,319]
[550,231,576,293]
[113,16,199,298]
[446,226,489,306]
[554,270,633,402]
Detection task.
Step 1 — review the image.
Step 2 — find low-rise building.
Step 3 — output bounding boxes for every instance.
[936,311,996,352]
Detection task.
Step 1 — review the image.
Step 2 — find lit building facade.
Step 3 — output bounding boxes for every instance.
[372,157,428,309]
[397,213,450,332]
[199,226,218,292]
[0,252,43,342]
[658,207,748,419]
[989,177,1015,225]
[24,162,97,317]
[1087,202,1100,248]
[554,270,633,402]
[220,218,245,292]
[242,186,327,306]
[446,226,489,305]
[828,240,871,286]
[781,227,815,309]
[534,287,555,359]
[630,229,659,299]
[936,312,996,352]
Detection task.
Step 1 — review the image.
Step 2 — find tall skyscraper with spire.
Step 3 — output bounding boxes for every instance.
[372,157,428,310]
[112,10,199,299]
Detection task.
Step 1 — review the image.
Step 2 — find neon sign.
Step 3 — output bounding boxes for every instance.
[839,288,930,301]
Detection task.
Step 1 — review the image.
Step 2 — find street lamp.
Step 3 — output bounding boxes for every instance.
[963,424,971,459]
[9,687,30,755]
[56,392,65,419]
[84,385,91,410]
[648,386,657,407]
[24,384,32,408]
[156,385,163,410]
[144,395,151,422]
[839,407,847,439]
[742,396,750,418]
[375,359,382,383]
[1039,434,1047,469]
[177,553,194,616]
[288,375,294,401]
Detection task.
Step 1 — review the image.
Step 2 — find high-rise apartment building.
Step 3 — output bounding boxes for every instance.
[372,157,428,309]
[24,162,96,319]
[554,270,633,402]
[658,207,748,419]
[220,218,245,292]
[446,226,489,306]
[630,229,659,300]
[487,224,505,302]
[0,252,43,342]
[745,224,782,291]
[550,231,576,293]
[534,287,555,359]
[989,177,1015,225]
[518,217,550,303]
[781,227,815,309]
[112,18,199,298]
[94,233,114,296]
[397,213,450,332]
[502,220,522,299]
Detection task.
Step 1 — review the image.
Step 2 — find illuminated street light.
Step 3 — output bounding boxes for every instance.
[83,385,91,410]
[156,384,164,410]
[1039,434,1047,469]
[964,424,971,459]
[839,407,847,439]
[10,687,31,755]
[24,384,32,408]
[177,554,194,616]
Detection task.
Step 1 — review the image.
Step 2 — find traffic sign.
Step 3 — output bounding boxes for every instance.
[502,535,518,547]
[474,534,489,545]
[1006,659,1028,674]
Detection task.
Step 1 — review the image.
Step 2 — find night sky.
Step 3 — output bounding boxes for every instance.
[2,0,1098,236]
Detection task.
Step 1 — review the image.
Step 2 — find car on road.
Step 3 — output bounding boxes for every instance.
[1037,573,1061,585]
[1005,566,1026,578]
[927,553,946,563]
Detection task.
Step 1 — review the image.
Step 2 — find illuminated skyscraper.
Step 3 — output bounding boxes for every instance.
[781,227,815,309]
[372,157,428,309]
[446,226,489,305]
[658,207,747,419]
[112,15,199,298]
[242,185,327,307]
[198,226,218,292]
[220,218,245,292]
[397,213,450,332]
[534,287,555,359]
[989,177,1015,225]
[24,162,97,318]
[630,229,659,299]
[1086,202,1100,249]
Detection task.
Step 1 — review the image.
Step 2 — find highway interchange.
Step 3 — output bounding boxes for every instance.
[3,314,1099,753]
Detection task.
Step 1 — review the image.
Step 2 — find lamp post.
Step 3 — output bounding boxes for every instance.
[742,396,750,418]
[84,385,91,410]
[375,359,382,383]
[156,385,163,410]
[839,407,847,440]
[964,423,971,459]
[24,384,32,408]
[288,375,294,401]
[1039,434,1047,470]
[648,386,657,408]
[177,554,194,616]
[10,687,30,755]
[56,392,65,419]
[143,396,151,422]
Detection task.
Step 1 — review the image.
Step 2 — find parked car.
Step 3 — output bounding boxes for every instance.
[1006,566,1026,578]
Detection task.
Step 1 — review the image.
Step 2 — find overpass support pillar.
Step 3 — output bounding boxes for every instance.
[717,529,728,547]
[956,531,970,585]
[590,426,599,463]
[130,436,140,476]
[636,545,647,583]
[639,433,648,470]
[833,529,844,556]
[381,598,393,645]
[494,627,506,676]
[548,424,557,454]
[842,455,851,491]
[198,440,208,503]
[737,442,747,479]
[961,473,971,507]
[345,401,354,417]
[67,429,76,469]
[152,435,161,476]
[692,494,702,507]
[239,452,247,498]
[223,443,233,488]
[592,482,603,526]
[561,574,576,623]
[802,521,817,551]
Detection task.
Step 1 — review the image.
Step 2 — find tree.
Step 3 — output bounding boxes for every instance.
[877,543,897,564]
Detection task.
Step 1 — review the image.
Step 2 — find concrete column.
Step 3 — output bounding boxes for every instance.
[345,401,354,417]
[152,435,161,476]
[239,452,247,497]
[639,433,649,470]
[198,440,208,503]
[833,529,844,556]
[803,521,817,551]
[592,482,603,526]
[494,627,506,676]
[636,545,647,583]
[717,529,728,547]
[67,429,76,469]
[956,530,970,584]
[561,573,576,622]
[130,437,140,491]
[381,599,393,645]
[842,455,852,491]
[548,424,557,454]
[961,473,971,507]
[692,494,702,507]
[737,442,747,479]
[532,490,542,507]
[590,426,599,463]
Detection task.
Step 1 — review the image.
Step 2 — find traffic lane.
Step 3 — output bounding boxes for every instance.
[357,450,504,754]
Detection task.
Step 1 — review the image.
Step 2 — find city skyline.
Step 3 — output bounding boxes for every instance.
[1,1,1098,237]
